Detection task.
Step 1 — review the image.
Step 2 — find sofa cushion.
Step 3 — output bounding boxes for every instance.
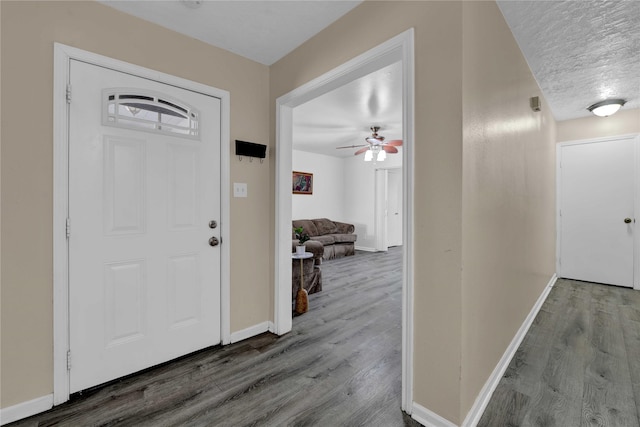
[312,218,338,235]
[329,233,357,243]
[292,219,318,237]
[310,235,335,245]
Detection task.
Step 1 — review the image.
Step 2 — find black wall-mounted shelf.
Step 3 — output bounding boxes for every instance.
[235,140,267,162]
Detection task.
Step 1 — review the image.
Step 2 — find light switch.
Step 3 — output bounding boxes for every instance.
[234,182,247,198]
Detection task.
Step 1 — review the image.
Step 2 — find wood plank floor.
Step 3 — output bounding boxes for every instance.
[479,278,640,427]
[8,247,419,427]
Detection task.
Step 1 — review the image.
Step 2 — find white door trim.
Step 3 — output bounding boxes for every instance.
[53,43,231,405]
[274,29,415,413]
[556,133,640,290]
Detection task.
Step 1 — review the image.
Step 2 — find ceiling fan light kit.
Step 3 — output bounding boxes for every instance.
[364,150,373,161]
[587,99,626,117]
[337,126,403,162]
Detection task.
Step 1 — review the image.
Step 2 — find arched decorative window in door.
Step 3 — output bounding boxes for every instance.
[103,89,200,139]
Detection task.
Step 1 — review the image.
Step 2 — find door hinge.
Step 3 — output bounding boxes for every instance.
[66,84,72,104]
[67,350,72,370]
[66,218,70,239]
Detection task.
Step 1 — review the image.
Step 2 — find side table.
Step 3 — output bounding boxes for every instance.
[292,252,313,314]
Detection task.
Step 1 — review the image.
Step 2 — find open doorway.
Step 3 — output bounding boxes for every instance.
[290,60,403,255]
[275,29,415,412]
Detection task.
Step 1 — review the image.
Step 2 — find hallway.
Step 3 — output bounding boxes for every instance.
[479,279,640,426]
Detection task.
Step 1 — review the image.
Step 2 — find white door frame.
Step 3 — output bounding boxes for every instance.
[274,29,415,413]
[556,133,640,290]
[53,43,231,405]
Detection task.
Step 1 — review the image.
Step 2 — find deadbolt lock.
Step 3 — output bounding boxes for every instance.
[209,220,218,229]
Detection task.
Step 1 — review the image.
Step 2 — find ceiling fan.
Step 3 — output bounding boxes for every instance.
[336,126,403,160]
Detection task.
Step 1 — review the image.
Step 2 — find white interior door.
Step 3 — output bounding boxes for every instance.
[559,137,637,288]
[68,60,221,392]
[374,169,388,251]
[387,169,403,247]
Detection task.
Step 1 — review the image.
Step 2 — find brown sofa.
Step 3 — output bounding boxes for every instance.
[292,218,357,261]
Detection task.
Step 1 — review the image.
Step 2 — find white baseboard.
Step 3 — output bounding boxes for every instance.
[412,402,458,427]
[230,321,275,344]
[461,274,558,427]
[0,394,53,426]
[355,246,376,252]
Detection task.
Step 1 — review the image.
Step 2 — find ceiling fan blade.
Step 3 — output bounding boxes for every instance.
[386,139,403,146]
[354,146,370,155]
[382,146,399,154]
[336,144,367,149]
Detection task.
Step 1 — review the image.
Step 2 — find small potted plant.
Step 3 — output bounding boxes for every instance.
[293,226,310,255]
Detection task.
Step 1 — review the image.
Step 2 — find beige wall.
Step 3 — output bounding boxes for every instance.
[272,1,557,423]
[2,0,561,422]
[1,1,271,408]
[271,1,465,422]
[460,1,556,416]
[557,108,640,142]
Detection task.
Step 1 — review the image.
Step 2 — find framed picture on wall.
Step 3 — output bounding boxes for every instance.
[292,171,313,195]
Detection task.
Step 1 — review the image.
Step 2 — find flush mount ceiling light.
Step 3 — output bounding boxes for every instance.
[587,99,626,117]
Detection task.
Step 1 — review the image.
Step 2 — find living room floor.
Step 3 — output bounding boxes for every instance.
[9,247,418,427]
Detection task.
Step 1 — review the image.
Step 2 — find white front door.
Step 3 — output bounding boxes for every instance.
[68,60,221,392]
[559,137,637,288]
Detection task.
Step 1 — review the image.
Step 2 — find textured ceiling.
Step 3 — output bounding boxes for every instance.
[99,0,362,66]
[498,0,640,121]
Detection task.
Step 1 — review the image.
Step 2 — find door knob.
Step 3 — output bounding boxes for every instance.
[624,218,633,224]
[209,236,219,247]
